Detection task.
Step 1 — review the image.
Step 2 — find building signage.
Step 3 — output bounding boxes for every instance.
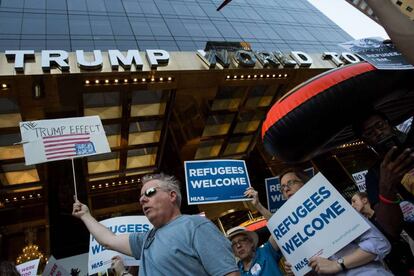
[1,48,361,74]
[184,159,251,205]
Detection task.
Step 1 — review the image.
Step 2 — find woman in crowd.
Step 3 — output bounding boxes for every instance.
[280,168,392,275]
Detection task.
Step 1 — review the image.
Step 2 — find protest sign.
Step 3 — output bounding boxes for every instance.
[265,168,314,213]
[16,259,40,276]
[340,37,414,70]
[19,116,110,165]
[352,170,368,192]
[267,173,370,276]
[184,159,251,204]
[42,256,70,276]
[88,216,152,275]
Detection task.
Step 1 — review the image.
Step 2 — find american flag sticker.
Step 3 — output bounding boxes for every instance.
[43,133,96,160]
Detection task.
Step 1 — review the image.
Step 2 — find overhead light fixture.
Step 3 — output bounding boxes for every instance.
[32,82,44,99]
[1,83,8,89]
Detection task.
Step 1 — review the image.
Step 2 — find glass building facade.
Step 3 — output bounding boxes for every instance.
[0,0,353,52]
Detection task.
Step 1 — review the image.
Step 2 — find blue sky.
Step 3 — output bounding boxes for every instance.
[307,0,389,39]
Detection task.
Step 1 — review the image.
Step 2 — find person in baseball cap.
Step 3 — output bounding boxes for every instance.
[227,224,283,275]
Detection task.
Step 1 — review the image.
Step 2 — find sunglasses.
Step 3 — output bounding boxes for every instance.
[140,187,159,199]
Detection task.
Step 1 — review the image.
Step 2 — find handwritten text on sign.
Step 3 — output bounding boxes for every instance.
[19,116,110,165]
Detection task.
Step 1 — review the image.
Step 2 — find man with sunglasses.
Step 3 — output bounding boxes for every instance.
[73,173,240,276]
[353,111,414,241]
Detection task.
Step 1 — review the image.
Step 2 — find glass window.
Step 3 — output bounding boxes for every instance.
[173,3,192,16]
[46,0,67,10]
[149,18,171,36]
[199,20,221,38]
[156,1,175,15]
[22,13,46,35]
[0,0,24,8]
[199,3,225,19]
[87,0,107,12]
[188,4,206,17]
[157,40,179,51]
[69,15,92,35]
[110,16,133,36]
[138,40,159,49]
[20,40,46,51]
[182,20,205,37]
[232,22,254,39]
[165,18,190,37]
[116,40,138,50]
[0,12,22,34]
[213,21,239,38]
[46,39,71,51]
[0,39,19,51]
[242,7,262,20]
[70,40,95,51]
[94,39,116,49]
[46,14,69,35]
[104,0,125,13]
[67,0,87,11]
[90,16,113,35]
[130,17,152,36]
[122,0,142,14]
[139,1,159,15]
[24,0,46,10]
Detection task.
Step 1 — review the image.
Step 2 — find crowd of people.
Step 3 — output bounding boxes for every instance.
[72,124,414,275]
[71,106,413,276]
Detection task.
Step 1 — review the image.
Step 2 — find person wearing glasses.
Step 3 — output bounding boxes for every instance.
[280,168,391,275]
[226,185,287,276]
[72,173,239,276]
[353,111,414,241]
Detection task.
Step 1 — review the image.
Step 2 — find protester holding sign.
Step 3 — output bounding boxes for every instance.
[225,187,284,276]
[280,168,391,275]
[73,173,239,276]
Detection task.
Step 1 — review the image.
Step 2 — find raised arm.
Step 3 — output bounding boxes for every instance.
[244,187,279,251]
[244,187,272,220]
[375,148,413,239]
[366,0,414,65]
[72,200,132,256]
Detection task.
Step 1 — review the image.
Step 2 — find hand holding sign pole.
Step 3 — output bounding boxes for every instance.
[19,116,111,202]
